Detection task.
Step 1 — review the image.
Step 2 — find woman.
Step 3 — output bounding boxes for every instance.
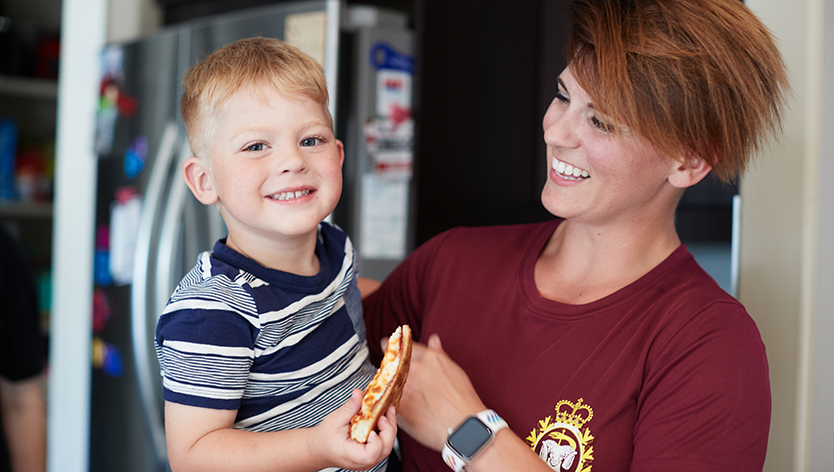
[363,0,789,471]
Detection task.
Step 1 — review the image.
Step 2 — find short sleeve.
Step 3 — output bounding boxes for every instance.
[632,301,770,472]
[155,278,258,411]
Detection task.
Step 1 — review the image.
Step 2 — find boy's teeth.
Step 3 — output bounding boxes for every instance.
[551,157,590,179]
[271,189,311,200]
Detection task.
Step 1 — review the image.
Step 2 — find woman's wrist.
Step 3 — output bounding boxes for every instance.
[465,428,548,472]
[441,410,508,471]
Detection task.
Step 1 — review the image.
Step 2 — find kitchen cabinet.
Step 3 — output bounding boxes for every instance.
[0,0,61,334]
[0,77,57,336]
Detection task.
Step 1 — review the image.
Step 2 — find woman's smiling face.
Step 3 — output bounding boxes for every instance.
[540,66,683,227]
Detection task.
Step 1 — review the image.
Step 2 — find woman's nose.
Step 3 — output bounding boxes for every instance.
[543,104,577,149]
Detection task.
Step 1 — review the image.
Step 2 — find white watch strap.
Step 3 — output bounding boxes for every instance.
[475,410,508,433]
[441,445,467,472]
[441,410,508,471]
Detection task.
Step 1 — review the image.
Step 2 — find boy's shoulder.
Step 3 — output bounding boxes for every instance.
[319,221,347,244]
[164,248,260,321]
[181,247,239,282]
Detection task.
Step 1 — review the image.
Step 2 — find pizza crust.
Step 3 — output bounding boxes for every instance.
[349,325,412,443]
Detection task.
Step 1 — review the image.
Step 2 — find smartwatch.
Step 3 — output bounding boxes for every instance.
[441,410,508,471]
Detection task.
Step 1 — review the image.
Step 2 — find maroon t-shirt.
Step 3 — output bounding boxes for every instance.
[363,219,770,472]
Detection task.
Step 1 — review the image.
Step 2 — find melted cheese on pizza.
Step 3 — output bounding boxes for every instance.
[360,326,403,413]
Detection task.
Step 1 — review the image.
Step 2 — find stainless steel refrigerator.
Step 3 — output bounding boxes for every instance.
[90,2,344,470]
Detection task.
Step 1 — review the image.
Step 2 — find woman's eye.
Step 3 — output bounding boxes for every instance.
[301,136,323,147]
[245,142,266,152]
[591,116,614,133]
[555,90,570,104]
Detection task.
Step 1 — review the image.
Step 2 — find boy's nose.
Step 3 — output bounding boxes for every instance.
[276,149,309,174]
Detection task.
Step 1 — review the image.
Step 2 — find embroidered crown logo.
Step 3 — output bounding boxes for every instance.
[527,398,595,471]
[554,398,593,430]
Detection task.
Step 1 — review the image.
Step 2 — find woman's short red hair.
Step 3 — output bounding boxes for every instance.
[568,0,790,182]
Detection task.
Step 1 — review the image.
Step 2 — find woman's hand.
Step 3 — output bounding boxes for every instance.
[396,334,487,451]
[396,335,557,472]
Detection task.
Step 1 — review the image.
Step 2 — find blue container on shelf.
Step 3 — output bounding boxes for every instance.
[0,117,19,201]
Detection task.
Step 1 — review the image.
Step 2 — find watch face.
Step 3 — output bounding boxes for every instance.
[448,416,493,459]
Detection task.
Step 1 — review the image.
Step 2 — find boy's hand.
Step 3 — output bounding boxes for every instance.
[308,388,397,470]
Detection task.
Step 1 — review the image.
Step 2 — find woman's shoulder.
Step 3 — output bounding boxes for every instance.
[641,248,762,354]
[661,246,742,307]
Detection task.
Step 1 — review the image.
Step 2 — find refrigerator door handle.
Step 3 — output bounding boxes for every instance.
[131,122,178,468]
[155,141,191,320]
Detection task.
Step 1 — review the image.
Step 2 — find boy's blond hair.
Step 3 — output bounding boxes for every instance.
[180,36,331,159]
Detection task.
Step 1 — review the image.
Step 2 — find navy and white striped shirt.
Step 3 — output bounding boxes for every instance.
[155,223,384,471]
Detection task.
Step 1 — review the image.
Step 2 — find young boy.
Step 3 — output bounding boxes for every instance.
[154,37,396,472]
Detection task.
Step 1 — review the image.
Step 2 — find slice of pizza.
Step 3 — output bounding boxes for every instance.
[349,325,413,443]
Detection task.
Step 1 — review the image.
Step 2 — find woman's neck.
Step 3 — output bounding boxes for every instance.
[534,216,681,305]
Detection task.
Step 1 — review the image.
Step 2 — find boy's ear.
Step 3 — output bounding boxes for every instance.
[668,152,713,189]
[182,157,219,205]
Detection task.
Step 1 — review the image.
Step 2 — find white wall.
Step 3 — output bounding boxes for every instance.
[809,1,834,469]
[48,0,107,471]
[741,0,834,471]
[107,0,162,43]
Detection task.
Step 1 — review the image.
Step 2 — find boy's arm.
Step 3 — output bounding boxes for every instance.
[165,389,397,472]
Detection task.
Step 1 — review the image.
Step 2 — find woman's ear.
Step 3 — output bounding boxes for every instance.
[668,153,713,189]
[182,157,218,205]
[336,139,345,167]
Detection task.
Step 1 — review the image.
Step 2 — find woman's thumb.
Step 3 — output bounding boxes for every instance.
[427,333,443,350]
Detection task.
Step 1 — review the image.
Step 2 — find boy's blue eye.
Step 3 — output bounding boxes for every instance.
[245,143,266,152]
[300,137,322,147]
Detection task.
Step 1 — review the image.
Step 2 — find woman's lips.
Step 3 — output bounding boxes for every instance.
[552,156,590,180]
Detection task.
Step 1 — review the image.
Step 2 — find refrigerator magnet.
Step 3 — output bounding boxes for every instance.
[124,135,148,179]
[92,288,111,335]
[109,186,142,285]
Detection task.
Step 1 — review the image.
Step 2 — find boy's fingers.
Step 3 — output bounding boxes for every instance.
[339,389,363,419]
[375,406,398,441]
[364,427,391,456]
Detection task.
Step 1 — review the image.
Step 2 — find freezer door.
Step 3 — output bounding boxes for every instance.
[188,1,331,63]
[187,0,339,122]
[91,29,182,472]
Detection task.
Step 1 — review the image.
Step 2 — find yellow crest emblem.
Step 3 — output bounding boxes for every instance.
[526,398,594,471]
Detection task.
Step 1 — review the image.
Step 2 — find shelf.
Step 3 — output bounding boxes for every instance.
[0,202,54,219]
[0,76,59,100]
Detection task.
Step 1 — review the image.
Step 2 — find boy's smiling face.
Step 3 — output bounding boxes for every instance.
[196,84,343,255]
